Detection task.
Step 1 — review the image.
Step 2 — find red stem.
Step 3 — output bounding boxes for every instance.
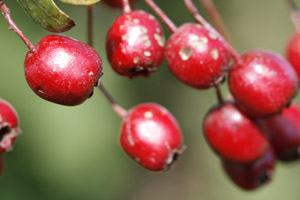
[286,0,300,32]
[184,0,241,64]
[86,5,127,119]
[122,0,131,13]
[0,0,35,52]
[199,0,232,43]
[144,0,177,33]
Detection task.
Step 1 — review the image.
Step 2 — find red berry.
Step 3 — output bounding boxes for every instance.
[0,99,21,153]
[286,33,300,80]
[222,148,276,190]
[103,0,136,8]
[106,10,165,78]
[120,103,184,171]
[229,49,299,117]
[259,103,300,161]
[165,23,230,89]
[203,102,268,163]
[25,35,102,106]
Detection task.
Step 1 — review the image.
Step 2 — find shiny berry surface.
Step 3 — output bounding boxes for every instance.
[222,148,275,190]
[165,23,230,89]
[286,33,300,80]
[120,103,183,171]
[103,0,136,8]
[229,49,299,117]
[25,35,103,106]
[260,103,300,161]
[203,102,268,163]
[106,10,165,78]
[0,99,21,153]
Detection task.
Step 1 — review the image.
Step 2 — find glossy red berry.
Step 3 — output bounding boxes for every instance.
[222,148,276,190]
[259,103,300,161]
[0,99,21,153]
[120,103,184,171]
[165,23,230,89]
[229,49,299,117]
[106,10,165,78]
[25,35,102,106]
[203,102,268,163]
[103,0,136,8]
[286,33,300,80]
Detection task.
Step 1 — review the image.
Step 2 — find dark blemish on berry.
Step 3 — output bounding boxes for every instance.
[256,170,272,187]
[129,65,157,78]
[88,91,94,98]
[35,86,45,95]
[68,92,73,96]
[0,126,10,142]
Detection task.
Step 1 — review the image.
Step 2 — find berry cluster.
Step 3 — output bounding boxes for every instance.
[1,0,300,192]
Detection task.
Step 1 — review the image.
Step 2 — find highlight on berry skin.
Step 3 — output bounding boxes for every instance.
[119,103,185,171]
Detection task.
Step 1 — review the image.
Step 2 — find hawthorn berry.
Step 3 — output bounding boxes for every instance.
[286,33,300,80]
[222,148,276,190]
[165,23,230,89]
[0,98,21,153]
[229,49,299,117]
[203,102,268,163]
[24,35,102,106]
[106,10,165,78]
[120,103,184,171]
[259,103,300,162]
[103,0,136,8]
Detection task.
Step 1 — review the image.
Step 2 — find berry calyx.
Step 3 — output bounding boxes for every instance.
[25,35,103,106]
[120,103,184,171]
[222,148,276,190]
[259,103,300,161]
[0,99,21,153]
[106,10,165,78]
[165,23,230,89]
[229,49,299,117]
[203,102,268,163]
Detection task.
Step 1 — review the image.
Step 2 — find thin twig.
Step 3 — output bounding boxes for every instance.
[122,0,131,13]
[0,0,35,51]
[87,5,127,119]
[144,0,177,33]
[199,0,232,43]
[214,85,224,104]
[286,0,300,32]
[184,0,241,64]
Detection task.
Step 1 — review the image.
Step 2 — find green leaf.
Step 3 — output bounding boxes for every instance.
[17,0,75,33]
[59,0,100,5]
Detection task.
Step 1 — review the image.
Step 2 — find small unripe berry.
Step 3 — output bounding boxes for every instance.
[120,103,184,171]
[25,35,103,106]
[106,10,165,78]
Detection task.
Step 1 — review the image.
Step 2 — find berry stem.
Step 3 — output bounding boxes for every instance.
[286,0,300,32]
[97,84,128,118]
[87,5,94,46]
[0,0,35,52]
[144,0,177,33]
[122,0,131,13]
[86,4,127,119]
[199,0,232,43]
[184,0,241,64]
[214,85,224,104]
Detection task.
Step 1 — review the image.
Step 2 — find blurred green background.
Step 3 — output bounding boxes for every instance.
[1,0,300,199]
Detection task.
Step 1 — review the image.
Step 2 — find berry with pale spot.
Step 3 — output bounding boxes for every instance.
[106,10,165,78]
[165,23,231,89]
[120,103,184,171]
